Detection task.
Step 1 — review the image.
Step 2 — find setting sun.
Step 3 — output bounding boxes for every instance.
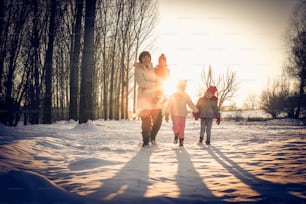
[162,72,200,103]
[163,77,177,97]
[154,0,296,107]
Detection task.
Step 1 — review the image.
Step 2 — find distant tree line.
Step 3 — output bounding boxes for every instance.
[261,1,306,119]
[260,76,306,120]
[0,0,157,126]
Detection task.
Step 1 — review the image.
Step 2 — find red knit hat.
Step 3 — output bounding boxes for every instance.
[207,86,217,94]
[159,53,166,62]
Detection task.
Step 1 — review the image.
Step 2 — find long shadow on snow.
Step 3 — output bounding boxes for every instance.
[207,146,305,204]
[174,148,225,204]
[86,147,227,204]
[87,148,152,203]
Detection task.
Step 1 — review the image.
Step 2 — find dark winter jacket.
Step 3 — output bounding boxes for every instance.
[196,96,220,119]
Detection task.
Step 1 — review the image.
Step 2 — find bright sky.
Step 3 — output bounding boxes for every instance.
[152,0,298,107]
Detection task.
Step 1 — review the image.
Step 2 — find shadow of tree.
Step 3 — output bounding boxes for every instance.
[207,146,305,204]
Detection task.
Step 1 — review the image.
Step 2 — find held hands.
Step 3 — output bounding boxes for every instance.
[216,117,221,125]
[192,112,199,120]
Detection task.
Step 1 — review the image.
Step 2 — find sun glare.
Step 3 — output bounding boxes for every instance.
[163,77,178,97]
[156,0,295,108]
[162,72,200,103]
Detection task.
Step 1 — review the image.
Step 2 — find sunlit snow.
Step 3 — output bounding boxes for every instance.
[0,117,305,203]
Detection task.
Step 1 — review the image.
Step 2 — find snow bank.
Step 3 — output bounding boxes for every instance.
[0,170,85,204]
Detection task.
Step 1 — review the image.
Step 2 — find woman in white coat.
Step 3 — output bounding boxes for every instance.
[134,51,163,147]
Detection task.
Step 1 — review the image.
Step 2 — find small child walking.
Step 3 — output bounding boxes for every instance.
[195,86,221,145]
[165,80,198,146]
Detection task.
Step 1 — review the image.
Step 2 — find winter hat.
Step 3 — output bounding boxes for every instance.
[138,51,151,63]
[158,53,167,62]
[206,86,217,94]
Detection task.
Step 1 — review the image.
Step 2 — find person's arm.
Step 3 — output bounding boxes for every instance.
[184,93,198,113]
[134,65,156,88]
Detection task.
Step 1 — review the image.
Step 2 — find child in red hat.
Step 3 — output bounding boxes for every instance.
[154,53,169,103]
[195,86,221,145]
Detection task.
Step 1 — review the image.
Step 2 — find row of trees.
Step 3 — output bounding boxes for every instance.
[1,0,304,126]
[261,77,304,119]
[261,1,306,119]
[0,0,158,126]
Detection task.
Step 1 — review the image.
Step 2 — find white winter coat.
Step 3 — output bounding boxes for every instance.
[166,90,198,117]
[134,63,162,112]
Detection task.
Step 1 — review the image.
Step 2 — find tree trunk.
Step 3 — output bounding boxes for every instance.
[295,78,305,119]
[69,0,83,121]
[125,52,130,119]
[108,2,122,120]
[43,0,56,124]
[0,0,5,92]
[79,0,96,124]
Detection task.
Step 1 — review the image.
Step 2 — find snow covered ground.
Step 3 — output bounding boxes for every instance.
[0,118,305,204]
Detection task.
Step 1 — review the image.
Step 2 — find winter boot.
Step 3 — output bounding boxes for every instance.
[174,133,179,144]
[142,132,150,147]
[179,138,184,147]
[198,137,203,144]
[205,140,210,145]
[151,139,157,146]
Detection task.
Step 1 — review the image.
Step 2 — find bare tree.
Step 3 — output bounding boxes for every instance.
[95,0,111,120]
[243,93,258,110]
[200,66,238,109]
[132,0,158,117]
[25,0,45,125]
[285,1,306,119]
[201,65,213,88]
[69,0,84,121]
[108,0,122,120]
[0,1,31,126]
[119,1,133,120]
[0,0,6,91]
[261,77,290,119]
[0,0,158,125]
[79,0,96,124]
[42,0,57,124]
[93,0,157,120]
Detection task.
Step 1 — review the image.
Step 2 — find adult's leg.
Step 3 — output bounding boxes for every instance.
[140,110,152,146]
[150,109,162,143]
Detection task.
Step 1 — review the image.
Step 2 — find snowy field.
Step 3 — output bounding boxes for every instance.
[0,118,305,204]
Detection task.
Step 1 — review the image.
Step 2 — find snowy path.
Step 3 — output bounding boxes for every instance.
[0,119,305,203]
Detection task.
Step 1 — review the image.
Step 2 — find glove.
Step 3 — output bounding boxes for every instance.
[193,112,199,120]
[165,114,169,122]
[216,117,221,125]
